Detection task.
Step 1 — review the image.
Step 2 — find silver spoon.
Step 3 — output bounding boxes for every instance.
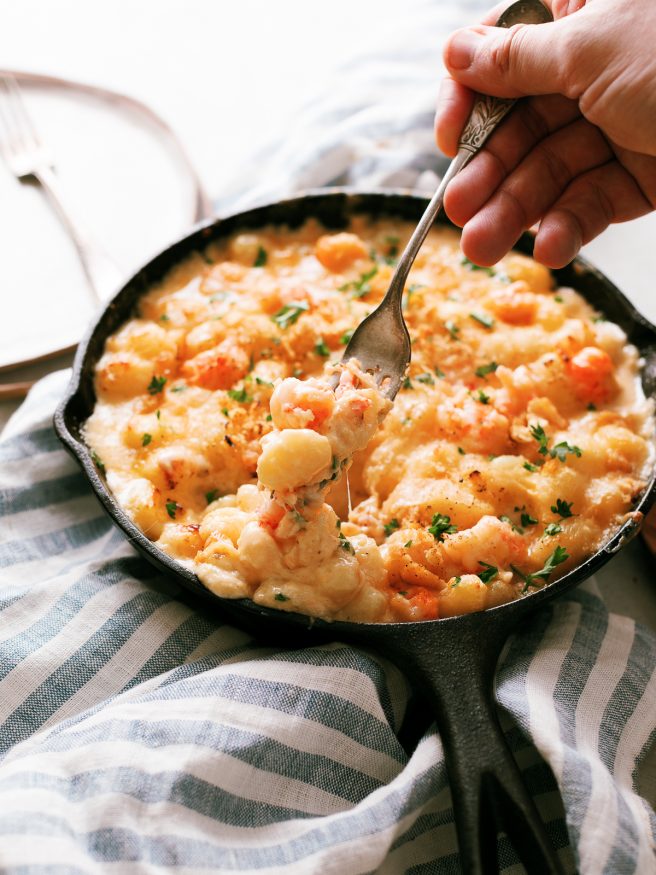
[339,0,553,398]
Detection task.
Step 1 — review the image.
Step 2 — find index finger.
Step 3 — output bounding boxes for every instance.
[434,0,580,156]
[434,1,531,156]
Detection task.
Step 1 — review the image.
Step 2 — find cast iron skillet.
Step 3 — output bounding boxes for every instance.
[54,190,656,875]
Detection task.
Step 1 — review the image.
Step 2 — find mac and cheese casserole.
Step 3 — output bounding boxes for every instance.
[85,218,654,622]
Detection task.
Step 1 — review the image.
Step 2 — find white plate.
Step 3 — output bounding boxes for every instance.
[0,82,207,371]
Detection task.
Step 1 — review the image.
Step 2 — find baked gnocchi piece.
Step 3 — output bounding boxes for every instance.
[85,218,653,623]
[315,232,369,272]
[257,428,333,493]
[182,340,250,390]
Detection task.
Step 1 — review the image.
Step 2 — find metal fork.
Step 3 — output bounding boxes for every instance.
[339,0,552,399]
[0,75,123,303]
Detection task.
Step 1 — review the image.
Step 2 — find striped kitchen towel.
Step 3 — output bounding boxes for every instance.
[1,0,655,871]
[1,373,654,873]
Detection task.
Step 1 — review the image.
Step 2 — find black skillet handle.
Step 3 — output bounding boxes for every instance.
[375,612,565,875]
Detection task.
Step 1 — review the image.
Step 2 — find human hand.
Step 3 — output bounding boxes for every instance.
[435,0,656,268]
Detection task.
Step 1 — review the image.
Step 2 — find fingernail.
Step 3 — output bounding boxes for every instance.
[446,29,483,70]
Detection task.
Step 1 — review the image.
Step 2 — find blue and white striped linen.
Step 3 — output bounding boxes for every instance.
[1,374,654,873]
[2,1,656,870]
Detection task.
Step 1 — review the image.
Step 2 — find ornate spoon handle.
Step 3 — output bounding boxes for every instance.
[381,0,552,310]
[380,94,517,327]
[459,93,516,154]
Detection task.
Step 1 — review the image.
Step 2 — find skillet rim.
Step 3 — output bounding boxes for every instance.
[53,187,656,635]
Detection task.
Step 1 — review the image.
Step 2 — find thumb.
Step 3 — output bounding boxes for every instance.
[443,18,574,98]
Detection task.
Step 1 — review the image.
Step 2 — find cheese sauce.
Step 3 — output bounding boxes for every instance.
[85,219,654,622]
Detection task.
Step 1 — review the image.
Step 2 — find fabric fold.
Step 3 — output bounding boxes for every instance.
[0,371,654,872]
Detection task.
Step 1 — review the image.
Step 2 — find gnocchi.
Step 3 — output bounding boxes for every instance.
[85,219,654,622]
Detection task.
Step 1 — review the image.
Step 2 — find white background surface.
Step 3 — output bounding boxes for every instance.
[0,0,654,797]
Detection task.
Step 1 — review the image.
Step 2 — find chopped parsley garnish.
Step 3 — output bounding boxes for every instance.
[90,451,106,476]
[171,385,186,393]
[513,546,569,592]
[339,532,355,554]
[274,593,289,602]
[551,498,574,518]
[554,295,564,303]
[445,320,460,340]
[461,256,495,276]
[434,366,445,379]
[404,540,413,548]
[254,246,267,267]
[475,361,499,378]
[255,376,274,387]
[428,513,458,541]
[402,376,413,390]
[340,328,354,345]
[452,576,462,586]
[141,433,152,447]
[383,519,400,537]
[470,311,495,329]
[227,387,252,403]
[475,389,490,405]
[339,266,378,298]
[478,562,498,584]
[159,313,170,322]
[500,515,524,534]
[530,423,550,455]
[385,235,400,258]
[523,461,540,472]
[271,300,309,329]
[315,338,330,357]
[416,372,435,385]
[222,408,229,417]
[550,441,583,462]
[544,523,563,536]
[165,500,179,519]
[457,447,465,455]
[292,510,307,526]
[520,512,538,527]
[147,375,167,395]
[205,490,221,504]
[266,414,273,421]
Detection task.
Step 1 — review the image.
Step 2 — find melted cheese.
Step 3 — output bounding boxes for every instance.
[85,219,654,622]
